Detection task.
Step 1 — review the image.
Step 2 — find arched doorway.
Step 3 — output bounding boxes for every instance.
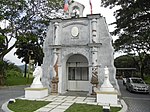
[66,54,89,91]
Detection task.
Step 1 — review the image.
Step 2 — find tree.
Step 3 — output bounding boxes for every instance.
[0,0,65,84]
[101,0,150,79]
[0,0,28,85]
[115,55,135,68]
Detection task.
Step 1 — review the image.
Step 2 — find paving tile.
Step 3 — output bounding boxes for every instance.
[55,99,66,102]
[50,108,65,112]
[65,99,75,101]
[65,101,75,103]
[56,105,70,109]
[76,97,86,99]
[84,99,95,102]
[61,102,74,106]
[85,97,96,100]
[44,104,58,108]
[46,95,57,99]
[45,99,55,102]
[74,99,85,102]
[35,107,52,112]
[53,97,66,100]
[65,96,76,100]
[57,96,67,99]
[50,102,62,105]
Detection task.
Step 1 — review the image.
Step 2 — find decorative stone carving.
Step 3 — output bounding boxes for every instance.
[25,66,48,99]
[30,66,43,88]
[71,26,79,37]
[51,49,59,94]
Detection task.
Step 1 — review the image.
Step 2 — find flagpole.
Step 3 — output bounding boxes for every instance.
[89,0,93,15]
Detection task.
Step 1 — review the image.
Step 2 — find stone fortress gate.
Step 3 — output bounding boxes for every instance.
[42,1,119,95]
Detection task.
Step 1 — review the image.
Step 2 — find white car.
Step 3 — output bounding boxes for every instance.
[126,77,149,93]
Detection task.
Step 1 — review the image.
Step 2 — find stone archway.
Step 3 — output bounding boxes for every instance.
[66,54,89,91]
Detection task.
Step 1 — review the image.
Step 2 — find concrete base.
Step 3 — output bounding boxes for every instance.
[96,91,118,105]
[25,87,48,99]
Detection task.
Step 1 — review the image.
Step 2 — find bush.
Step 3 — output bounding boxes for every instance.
[6,70,23,77]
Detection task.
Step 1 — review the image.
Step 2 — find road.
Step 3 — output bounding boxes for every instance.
[0,85,28,112]
[118,79,150,112]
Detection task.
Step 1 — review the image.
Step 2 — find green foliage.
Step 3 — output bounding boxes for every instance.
[101,0,150,79]
[47,0,64,10]
[144,76,150,84]
[8,99,50,112]
[15,42,44,65]
[115,54,150,79]
[5,77,33,86]
[65,103,121,112]
[101,0,150,53]
[6,70,23,77]
[115,55,135,68]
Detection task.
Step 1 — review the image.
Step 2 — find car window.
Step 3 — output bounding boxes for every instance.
[131,79,144,84]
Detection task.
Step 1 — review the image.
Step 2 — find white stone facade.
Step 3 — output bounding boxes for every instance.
[42,13,119,94]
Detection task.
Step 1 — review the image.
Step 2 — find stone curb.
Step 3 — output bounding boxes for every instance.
[118,99,128,112]
[1,101,13,112]
[0,85,30,89]
[2,97,128,112]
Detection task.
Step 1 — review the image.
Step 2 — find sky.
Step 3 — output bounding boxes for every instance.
[3,0,123,65]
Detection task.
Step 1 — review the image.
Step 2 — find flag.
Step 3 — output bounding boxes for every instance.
[64,0,69,12]
[89,0,92,14]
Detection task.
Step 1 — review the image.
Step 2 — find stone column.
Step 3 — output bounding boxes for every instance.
[91,19,97,43]
[57,49,62,93]
[51,49,59,94]
[54,22,59,45]
[51,22,60,94]
[91,47,99,95]
[90,18,99,95]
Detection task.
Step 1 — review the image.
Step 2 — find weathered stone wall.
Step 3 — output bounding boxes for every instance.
[42,14,119,93]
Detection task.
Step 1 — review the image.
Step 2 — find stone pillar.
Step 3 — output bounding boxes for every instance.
[51,49,59,94]
[51,22,60,94]
[91,47,99,95]
[90,18,99,95]
[57,49,62,93]
[54,22,59,45]
[91,19,97,43]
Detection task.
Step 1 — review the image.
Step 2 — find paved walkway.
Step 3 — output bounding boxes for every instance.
[20,93,122,112]
[21,95,97,112]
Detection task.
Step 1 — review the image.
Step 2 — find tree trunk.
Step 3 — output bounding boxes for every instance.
[24,63,27,77]
[0,59,5,86]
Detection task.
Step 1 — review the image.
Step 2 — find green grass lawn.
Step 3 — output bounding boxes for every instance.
[65,103,121,112]
[8,100,121,112]
[5,77,33,86]
[8,99,50,112]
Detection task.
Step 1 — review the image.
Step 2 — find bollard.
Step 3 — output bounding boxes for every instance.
[8,99,16,104]
[103,105,110,112]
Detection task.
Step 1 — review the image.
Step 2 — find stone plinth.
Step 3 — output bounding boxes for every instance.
[25,87,48,99]
[96,91,118,105]
[51,77,59,94]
